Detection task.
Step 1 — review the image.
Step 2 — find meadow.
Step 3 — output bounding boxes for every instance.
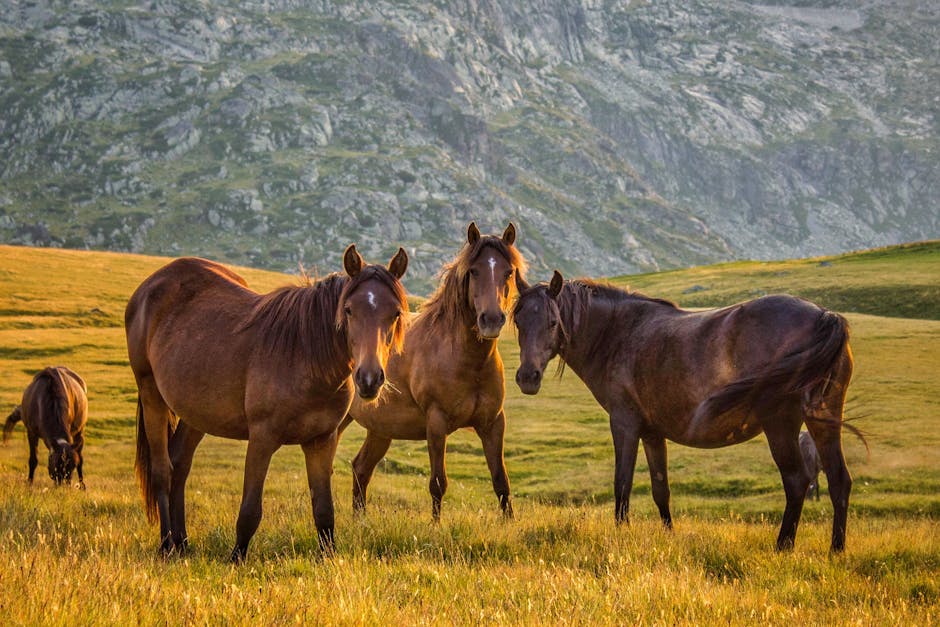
[0,242,938,624]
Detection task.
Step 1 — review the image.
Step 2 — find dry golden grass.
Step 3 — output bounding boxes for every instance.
[0,244,938,625]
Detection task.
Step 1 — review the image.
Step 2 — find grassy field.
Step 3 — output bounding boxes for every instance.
[0,242,938,624]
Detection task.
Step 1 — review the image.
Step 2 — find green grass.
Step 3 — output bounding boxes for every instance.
[0,243,938,624]
[609,240,940,320]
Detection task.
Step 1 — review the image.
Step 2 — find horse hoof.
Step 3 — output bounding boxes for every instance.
[230,547,247,563]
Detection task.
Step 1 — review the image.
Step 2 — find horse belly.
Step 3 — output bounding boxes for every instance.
[667,408,764,449]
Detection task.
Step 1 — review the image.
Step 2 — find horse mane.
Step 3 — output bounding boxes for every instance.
[421,235,527,328]
[241,273,350,381]
[240,266,409,381]
[560,279,677,335]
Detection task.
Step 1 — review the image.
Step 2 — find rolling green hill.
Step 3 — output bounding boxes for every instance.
[608,240,940,320]
[0,243,937,623]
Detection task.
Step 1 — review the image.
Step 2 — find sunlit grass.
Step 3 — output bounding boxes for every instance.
[0,243,938,623]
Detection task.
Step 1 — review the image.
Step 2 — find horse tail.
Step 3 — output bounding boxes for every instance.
[135,397,158,524]
[692,310,850,426]
[3,405,22,443]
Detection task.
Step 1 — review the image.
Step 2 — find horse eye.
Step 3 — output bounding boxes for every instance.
[344,305,353,316]
[504,270,513,281]
[469,268,479,277]
[549,319,558,328]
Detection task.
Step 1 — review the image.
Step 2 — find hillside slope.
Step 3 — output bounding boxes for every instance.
[1,1,937,291]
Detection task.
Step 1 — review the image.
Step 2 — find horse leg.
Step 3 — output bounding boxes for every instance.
[27,430,39,483]
[138,377,175,555]
[426,408,450,522]
[168,421,205,553]
[302,429,340,553]
[231,436,279,563]
[763,400,809,551]
[642,432,672,528]
[475,412,513,518]
[351,431,392,514]
[610,407,641,524]
[73,432,86,490]
[806,350,853,552]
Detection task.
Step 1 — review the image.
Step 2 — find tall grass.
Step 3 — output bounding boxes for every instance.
[0,243,938,624]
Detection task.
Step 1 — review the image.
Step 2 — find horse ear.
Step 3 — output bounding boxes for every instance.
[343,244,364,277]
[388,247,408,279]
[502,222,516,246]
[514,268,529,293]
[467,221,481,245]
[548,270,564,299]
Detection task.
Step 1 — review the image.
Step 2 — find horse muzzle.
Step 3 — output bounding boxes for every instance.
[477,311,507,339]
[515,367,543,395]
[354,367,386,401]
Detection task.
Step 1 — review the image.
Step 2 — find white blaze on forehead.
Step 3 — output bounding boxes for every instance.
[367,291,377,310]
[488,256,496,283]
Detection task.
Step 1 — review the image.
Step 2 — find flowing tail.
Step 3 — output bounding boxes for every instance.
[691,310,851,426]
[134,397,158,524]
[3,405,23,442]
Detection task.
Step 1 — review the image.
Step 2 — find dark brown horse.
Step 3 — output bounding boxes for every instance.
[3,366,88,487]
[513,271,857,552]
[339,223,525,520]
[125,246,408,560]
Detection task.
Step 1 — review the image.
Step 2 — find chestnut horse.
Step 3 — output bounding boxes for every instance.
[126,246,408,560]
[339,223,525,520]
[513,271,858,552]
[3,366,88,487]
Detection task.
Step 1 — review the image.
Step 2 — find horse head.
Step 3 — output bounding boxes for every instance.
[339,245,409,400]
[513,270,566,395]
[464,222,521,339]
[48,437,77,485]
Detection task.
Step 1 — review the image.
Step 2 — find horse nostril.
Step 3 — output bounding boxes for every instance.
[498,312,506,326]
[377,370,385,386]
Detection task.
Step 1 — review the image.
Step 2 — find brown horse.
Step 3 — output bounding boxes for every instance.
[513,271,858,552]
[125,246,408,560]
[3,366,88,487]
[339,223,525,520]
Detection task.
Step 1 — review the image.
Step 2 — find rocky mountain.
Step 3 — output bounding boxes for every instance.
[1,0,937,292]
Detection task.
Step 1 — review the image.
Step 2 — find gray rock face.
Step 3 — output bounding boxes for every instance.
[0,0,937,292]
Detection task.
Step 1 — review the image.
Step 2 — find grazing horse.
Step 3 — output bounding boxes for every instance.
[799,430,823,501]
[339,222,525,520]
[513,271,858,552]
[3,366,88,487]
[125,246,409,560]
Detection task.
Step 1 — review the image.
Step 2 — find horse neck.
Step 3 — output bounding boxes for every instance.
[556,288,646,380]
[420,309,501,363]
[249,277,352,387]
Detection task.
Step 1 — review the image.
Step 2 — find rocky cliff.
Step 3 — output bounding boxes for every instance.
[1,1,936,291]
